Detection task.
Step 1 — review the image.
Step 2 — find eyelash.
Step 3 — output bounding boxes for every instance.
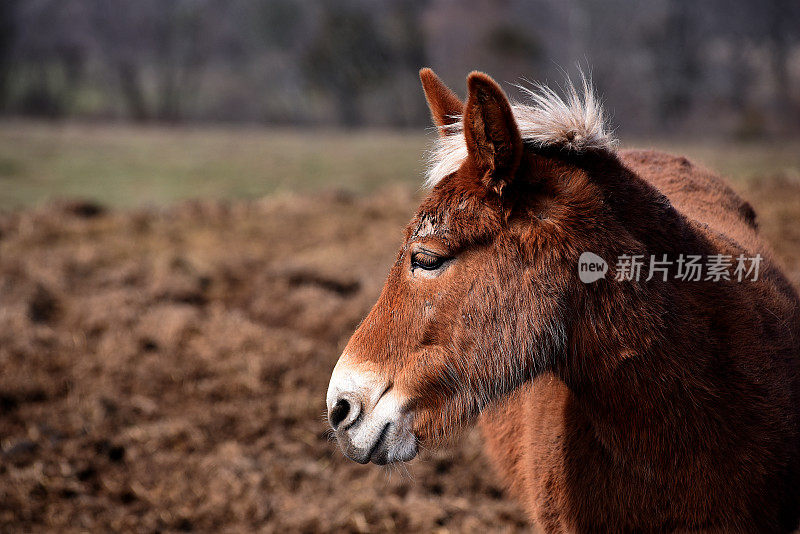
[411,252,446,271]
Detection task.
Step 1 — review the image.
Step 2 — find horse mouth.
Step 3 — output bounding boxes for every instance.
[366,422,392,465]
[335,414,418,465]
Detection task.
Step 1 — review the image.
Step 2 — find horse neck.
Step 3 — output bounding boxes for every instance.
[552,155,725,456]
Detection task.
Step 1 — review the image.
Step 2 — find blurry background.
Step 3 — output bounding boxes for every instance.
[3,0,800,131]
[1,1,800,532]
[1,0,800,208]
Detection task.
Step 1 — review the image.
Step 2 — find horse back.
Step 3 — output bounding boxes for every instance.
[619,149,760,252]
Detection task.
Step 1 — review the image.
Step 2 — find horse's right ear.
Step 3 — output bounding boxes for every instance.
[420,68,463,136]
[462,71,523,195]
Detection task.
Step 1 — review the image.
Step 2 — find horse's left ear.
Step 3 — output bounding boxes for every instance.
[463,72,523,195]
[420,68,463,136]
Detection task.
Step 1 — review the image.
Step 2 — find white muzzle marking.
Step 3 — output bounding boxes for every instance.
[326,355,417,465]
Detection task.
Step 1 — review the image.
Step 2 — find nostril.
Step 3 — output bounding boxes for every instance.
[330,399,350,429]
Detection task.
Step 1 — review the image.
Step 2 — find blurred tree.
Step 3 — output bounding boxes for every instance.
[302,2,391,127]
[650,0,701,128]
[153,1,209,121]
[11,0,89,117]
[91,0,154,121]
[380,0,430,127]
[766,0,800,129]
[485,23,541,59]
[92,0,219,122]
[0,0,20,111]
[255,0,305,49]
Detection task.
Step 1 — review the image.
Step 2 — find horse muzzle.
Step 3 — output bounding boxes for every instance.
[326,355,417,465]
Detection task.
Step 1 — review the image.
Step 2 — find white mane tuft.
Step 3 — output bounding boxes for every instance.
[424,76,616,188]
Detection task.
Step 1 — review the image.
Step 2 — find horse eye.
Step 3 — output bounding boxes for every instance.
[411,251,446,271]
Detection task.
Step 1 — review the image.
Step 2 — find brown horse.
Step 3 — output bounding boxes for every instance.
[326,68,800,532]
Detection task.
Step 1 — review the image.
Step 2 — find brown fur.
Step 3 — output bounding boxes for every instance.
[339,70,800,532]
[420,67,463,134]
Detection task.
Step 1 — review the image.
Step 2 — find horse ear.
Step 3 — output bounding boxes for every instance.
[463,72,523,195]
[420,68,463,136]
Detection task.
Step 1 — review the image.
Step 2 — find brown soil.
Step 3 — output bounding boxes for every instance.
[1,178,799,533]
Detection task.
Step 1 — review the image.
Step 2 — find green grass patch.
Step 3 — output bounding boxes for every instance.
[0,120,798,211]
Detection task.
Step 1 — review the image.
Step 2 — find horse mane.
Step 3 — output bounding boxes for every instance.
[425,76,617,188]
